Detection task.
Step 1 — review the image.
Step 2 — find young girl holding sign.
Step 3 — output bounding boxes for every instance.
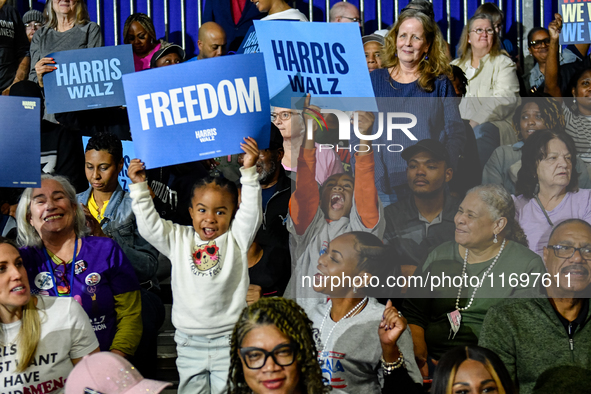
[127,137,261,394]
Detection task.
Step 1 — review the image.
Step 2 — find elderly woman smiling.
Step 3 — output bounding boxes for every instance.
[514,130,591,256]
[403,184,545,377]
[0,237,99,394]
[15,175,142,358]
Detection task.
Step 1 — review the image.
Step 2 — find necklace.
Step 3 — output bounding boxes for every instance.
[447,239,506,340]
[456,239,506,311]
[318,297,368,353]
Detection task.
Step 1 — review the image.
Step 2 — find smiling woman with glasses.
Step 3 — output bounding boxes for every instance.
[227,297,328,394]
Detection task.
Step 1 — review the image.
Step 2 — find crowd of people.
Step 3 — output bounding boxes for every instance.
[1,0,591,393]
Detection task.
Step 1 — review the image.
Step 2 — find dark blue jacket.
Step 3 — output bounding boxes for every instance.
[203,0,263,52]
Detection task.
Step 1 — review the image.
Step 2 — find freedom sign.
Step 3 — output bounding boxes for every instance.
[0,96,41,187]
[122,53,270,169]
[560,1,591,44]
[254,21,376,110]
[44,45,134,114]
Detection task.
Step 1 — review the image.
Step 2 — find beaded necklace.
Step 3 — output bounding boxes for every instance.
[448,239,506,339]
[318,297,368,353]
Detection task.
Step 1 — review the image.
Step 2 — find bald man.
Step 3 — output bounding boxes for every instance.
[197,22,227,60]
[329,1,361,26]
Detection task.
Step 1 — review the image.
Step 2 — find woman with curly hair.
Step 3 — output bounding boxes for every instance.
[514,129,591,256]
[351,8,465,206]
[452,13,520,169]
[482,98,591,193]
[227,297,328,394]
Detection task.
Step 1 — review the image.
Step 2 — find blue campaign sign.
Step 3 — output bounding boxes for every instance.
[237,25,259,54]
[44,45,135,114]
[254,21,377,111]
[560,2,591,44]
[123,53,270,169]
[82,137,135,192]
[0,96,41,187]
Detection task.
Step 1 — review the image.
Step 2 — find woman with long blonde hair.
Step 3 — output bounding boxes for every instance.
[353,9,465,207]
[0,237,98,393]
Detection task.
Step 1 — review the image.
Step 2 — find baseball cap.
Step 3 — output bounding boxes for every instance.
[150,44,186,68]
[65,352,171,394]
[362,34,385,46]
[401,139,450,166]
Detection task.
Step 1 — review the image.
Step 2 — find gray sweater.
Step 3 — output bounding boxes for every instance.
[300,297,422,393]
[479,297,591,394]
[29,22,103,83]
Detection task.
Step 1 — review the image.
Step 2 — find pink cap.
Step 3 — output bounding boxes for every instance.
[65,352,172,394]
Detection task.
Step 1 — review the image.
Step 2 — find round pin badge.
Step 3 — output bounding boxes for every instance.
[85,273,101,286]
[34,272,53,290]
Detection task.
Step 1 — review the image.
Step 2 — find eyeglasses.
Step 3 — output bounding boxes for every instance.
[529,38,551,49]
[271,111,294,123]
[547,245,591,260]
[239,343,297,369]
[25,22,43,29]
[339,16,361,22]
[470,28,495,36]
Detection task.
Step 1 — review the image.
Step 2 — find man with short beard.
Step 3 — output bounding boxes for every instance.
[383,139,459,281]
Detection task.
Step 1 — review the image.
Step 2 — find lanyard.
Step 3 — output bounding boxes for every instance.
[43,238,77,297]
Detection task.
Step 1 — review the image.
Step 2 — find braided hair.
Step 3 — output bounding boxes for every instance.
[512,97,565,140]
[227,298,329,394]
[123,13,158,44]
[467,184,528,247]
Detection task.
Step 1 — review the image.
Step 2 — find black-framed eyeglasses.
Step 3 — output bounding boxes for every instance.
[470,28,495,36]
[529,38,551,49]
[239,343,297,369]
[270,111,299,123]
[340,16,361,22]
[547,245,591,260]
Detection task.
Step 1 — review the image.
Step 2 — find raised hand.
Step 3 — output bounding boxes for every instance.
[548,13,562,40]
[128,159,147,184]
[240,137,260,169]
[354,111,376,136]
[378,300,407,361]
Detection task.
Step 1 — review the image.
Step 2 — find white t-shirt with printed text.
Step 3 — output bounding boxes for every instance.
[0,296,99,394]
